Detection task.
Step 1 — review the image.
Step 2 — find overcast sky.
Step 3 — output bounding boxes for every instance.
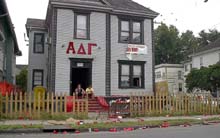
[6,0,220,65]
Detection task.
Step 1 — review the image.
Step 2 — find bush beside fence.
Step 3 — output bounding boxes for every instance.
[0,92,88,119]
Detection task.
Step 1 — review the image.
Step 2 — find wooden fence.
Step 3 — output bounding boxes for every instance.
[0,92,88,119]
[130,92,220,117]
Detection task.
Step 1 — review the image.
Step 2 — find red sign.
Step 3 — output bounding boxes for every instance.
[66,42,97,55]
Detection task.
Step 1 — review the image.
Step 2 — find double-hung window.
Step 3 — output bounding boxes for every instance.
[120,21,130,43]
[156,71,161,79]
[33,33,44,53]
[75,13,89,39]
[32,69,44,89]
[178,71,182,80]
[119,19,143,44]
[132,22,141,43]
[119,61,145,89]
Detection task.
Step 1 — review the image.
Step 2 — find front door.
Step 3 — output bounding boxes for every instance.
[70,58,92,95]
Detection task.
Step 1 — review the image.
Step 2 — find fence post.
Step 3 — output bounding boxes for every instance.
[130,92,133,117]
[159,93,162,114]
[5,93,8,117]
[145,94,148,115]
[60,93,63,113]
[64,93,67,113]
[24,93,27,117]
[10,93,13,118]
[85,97,88,116]
[51,92,54,116]
[55,93,58,115]
[28,93,32,118]
[72,95,75,114]
[15,93,18,117]
[19,92,23,117]
[47,93,50,113]
[149,95,152,115]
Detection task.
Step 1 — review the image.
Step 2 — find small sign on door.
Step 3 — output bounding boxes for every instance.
[77,63,84,67]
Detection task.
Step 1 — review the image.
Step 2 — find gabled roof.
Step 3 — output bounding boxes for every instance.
[50,0,110,8]
[26,18,47,37]
[49,0,158,18]
[106,0,158,16]
[192,38,220,55]
[26,18,46,29]
[0,0,21,56]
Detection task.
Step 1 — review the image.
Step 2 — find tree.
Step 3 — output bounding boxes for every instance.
[185,63,220,94]
[155,23,182,64]
[16,69,27,92]
[179,30,198,60]
[197,29,220,47]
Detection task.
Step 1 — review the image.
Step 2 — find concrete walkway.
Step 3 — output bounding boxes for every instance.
[0,115,219,125]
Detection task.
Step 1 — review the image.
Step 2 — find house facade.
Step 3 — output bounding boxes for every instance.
[0,0,21,84]
[26,0,158,96]
[155,64,184,94]
[183,38,220,92]
[190,38,220,69]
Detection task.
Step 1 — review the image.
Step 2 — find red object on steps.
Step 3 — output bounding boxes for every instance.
[87,97,109,112]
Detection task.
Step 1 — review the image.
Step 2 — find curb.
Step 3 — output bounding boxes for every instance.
[0,128,42,134]
[0,121,219,134]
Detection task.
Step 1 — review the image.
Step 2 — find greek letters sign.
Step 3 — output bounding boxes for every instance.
[66,42,97,55]
[126,44,147,55]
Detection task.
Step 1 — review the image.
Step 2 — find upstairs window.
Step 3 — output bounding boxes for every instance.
[75,14,89,39]
[119,19,143,44]
[178,71,182,80]
[120,21,130,42]
[132,22,141,43]
[34,33,44,53]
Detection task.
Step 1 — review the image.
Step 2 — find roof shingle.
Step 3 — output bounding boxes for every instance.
[26,18,46,29]
[50,0,158,17]
[195,38,220,54]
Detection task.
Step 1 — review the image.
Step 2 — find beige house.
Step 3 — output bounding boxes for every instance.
[155,64,184,94]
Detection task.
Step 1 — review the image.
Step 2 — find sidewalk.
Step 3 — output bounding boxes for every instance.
[0,115,219,126]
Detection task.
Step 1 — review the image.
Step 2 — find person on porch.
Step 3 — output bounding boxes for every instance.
[86,85,94,99]
[75,84,85,99]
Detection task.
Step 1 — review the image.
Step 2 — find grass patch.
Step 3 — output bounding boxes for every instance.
[204,117,220,122]
[0,124,43,130]
[71,119,203,130]
[0,112,88,121]
[40,113,88,121]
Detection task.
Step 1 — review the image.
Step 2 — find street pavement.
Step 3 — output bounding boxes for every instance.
[0,124,220,138]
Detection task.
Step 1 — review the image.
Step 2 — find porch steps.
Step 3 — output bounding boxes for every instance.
[88,98,106,112]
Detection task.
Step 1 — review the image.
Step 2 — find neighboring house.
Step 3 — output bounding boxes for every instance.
[26,0,158,95]
[183,38,220,92]
[155,64,184,94]
[189,38,220,69]
[16,65,28,75]
[0,0,21,84]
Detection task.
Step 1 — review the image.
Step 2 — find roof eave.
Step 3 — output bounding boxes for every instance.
[2,0,21,55]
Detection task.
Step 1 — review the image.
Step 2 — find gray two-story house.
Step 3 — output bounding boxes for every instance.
[0,0,21,84]
[26,0,158,96]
